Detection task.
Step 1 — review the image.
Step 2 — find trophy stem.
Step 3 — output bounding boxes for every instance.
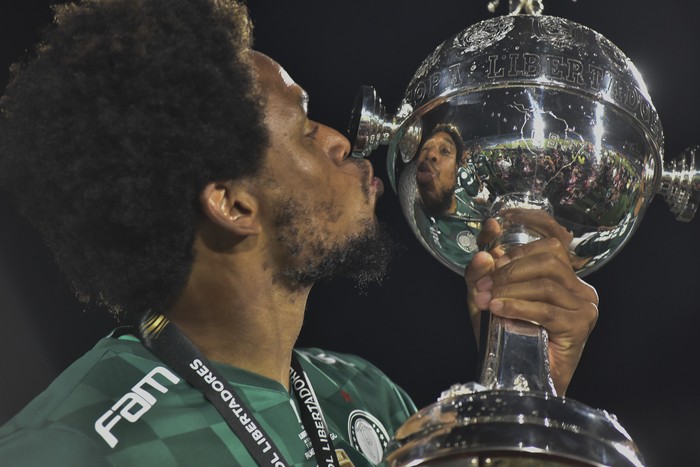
[479,193,557,395]
[478,312,556,394]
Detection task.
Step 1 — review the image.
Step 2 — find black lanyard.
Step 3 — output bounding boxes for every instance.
[137,313,340,467]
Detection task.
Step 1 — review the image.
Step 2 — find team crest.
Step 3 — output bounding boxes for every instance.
[456,230,477,253]
[347,410,389,465]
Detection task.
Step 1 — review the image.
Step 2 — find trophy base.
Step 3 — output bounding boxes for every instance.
[400,452,595,467]
[384,387,644,467]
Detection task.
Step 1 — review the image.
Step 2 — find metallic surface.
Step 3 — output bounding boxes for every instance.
[348,7,700,467]
[351,14,699,277]
[384,389,644,467]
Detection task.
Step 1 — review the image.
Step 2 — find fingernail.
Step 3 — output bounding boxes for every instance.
[476,276,493,291]
[490,300,504,313]
[475,291,492,309]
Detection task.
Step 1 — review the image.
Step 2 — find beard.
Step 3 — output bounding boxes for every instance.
[272,196,395,291]
[420,184,455,217]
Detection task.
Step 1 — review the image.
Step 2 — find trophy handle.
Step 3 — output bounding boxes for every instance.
[348,85,398,159]
[658,145,700,222]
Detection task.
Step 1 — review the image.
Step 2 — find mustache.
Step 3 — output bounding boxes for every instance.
[417,160,435,174]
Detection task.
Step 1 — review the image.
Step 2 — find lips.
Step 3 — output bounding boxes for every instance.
[416,160,435,185]
[372,176,384,197]
[366,163,384,198]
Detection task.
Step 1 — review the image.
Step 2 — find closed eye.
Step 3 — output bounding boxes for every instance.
[306,123,320,139]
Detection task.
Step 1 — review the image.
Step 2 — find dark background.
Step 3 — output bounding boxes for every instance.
[1,1,698,465]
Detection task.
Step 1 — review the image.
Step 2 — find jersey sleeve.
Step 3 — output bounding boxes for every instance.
[0,422,110,467]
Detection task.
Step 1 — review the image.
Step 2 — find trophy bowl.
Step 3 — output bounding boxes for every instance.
[349,6,699,467]
[350,13,698,279]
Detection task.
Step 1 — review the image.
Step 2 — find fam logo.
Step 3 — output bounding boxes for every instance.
[347,410,389,465]
[95,366,180,447]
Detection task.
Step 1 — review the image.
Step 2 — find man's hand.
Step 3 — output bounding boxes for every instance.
[465,217,599,395]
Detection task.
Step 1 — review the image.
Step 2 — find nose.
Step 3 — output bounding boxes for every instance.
[421,146,438,163]
[319,123,351,164]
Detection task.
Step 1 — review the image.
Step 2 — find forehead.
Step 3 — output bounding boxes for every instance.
[426,131,456,147]
[252,52,307,113]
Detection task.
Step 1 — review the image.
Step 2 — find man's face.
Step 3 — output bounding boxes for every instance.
[416,131,458,215]
[251,52,391,288]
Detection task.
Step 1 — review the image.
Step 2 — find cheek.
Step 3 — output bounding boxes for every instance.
[271,157,334,198]
[331,178,372,220]
[437,158,454,173]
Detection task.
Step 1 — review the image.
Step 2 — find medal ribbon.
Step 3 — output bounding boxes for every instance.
[138,313,340,467]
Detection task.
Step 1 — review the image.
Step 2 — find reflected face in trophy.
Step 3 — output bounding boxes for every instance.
[415,129,464,216]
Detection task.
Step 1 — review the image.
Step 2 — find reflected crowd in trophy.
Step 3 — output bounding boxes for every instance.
[411,116,648,275]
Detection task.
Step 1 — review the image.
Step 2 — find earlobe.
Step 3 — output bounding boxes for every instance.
[199,181,262,236]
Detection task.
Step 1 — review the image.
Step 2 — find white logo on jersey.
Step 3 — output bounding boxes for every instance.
[348,410,389,465]
[95,366,180,447]
[307,352,355,367]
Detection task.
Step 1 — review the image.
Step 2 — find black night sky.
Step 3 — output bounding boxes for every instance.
[1,1,699,465]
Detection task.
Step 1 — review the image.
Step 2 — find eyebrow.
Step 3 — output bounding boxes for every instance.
[427,134,456,148]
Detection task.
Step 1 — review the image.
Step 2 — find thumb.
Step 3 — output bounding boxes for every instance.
[465,251,496,341]
[465,250,496,288]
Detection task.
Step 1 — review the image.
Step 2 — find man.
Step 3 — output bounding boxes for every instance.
[416,124,475,217]
[415,124,484,265]
[0,0,598,465]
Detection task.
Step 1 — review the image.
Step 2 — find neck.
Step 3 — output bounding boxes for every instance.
[449,194,458,214]
[166,236,310,390]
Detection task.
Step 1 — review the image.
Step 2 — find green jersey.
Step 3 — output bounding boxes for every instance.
[416,190,484,270]
[0,333,416,466]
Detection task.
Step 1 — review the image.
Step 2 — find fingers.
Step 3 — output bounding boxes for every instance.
[464,251,496,335]
[466,236,593,324]
[504,237,570,266]
[494,252,580,298]
[492,238,597,301]
[501,208,574,248]
[476,218,501,251]
[475,277,588,312]
[465,231,599,396]
[472,237,599,326]
[477,293,599,337]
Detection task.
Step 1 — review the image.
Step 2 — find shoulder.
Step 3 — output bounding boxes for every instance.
[295,348,389,382]
[0,334,183,464]
[2,334,160,429]
[0,422,110,467]
[294,348,416,463]
[294,347,417,415]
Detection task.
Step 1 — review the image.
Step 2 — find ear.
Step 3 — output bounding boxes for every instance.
[199,181,262,236]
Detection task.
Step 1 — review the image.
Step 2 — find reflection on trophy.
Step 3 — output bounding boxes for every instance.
[349,0,699,465]
[414,124,486,265]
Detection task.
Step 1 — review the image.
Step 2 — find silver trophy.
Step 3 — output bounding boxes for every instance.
[349,1,699,465]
